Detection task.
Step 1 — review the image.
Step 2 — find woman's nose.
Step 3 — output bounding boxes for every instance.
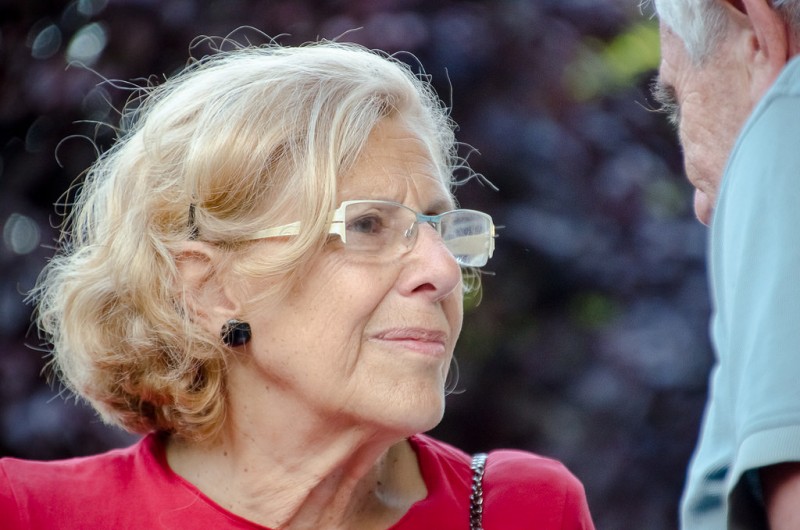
[397,223,462,301]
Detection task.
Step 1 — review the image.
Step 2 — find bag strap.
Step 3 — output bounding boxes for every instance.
[469,452,488,530]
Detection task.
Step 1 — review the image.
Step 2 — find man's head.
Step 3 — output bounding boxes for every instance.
[651,0,798,224]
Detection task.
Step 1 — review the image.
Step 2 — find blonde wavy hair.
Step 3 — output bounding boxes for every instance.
[32,38,467,442]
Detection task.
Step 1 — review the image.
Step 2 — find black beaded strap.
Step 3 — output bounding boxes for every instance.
[469,452,488,530]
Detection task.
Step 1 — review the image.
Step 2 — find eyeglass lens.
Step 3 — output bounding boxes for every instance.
[343,201,492,267]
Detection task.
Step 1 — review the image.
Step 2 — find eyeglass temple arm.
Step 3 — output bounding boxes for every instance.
[246,221,302,240]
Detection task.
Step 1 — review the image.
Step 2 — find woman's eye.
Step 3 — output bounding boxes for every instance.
[347,214,384,234]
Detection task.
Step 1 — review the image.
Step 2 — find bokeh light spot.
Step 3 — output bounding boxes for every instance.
[66,22,107,66]
[3,214,41,255]
[31,24,62,60]
[77,0,109,17]
[25,116,53,154]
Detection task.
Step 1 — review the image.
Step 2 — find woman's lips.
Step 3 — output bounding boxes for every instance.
[370,328,448,356]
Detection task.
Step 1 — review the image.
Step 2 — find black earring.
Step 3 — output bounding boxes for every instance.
[220,319,252,346]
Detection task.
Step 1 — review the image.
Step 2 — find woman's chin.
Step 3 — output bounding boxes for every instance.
[386,398,445,437]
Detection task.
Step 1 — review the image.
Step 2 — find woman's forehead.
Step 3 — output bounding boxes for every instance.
[337,118,452,206]
[338,166,453,207]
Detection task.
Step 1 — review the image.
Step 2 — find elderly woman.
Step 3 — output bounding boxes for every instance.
[0,40,594,529]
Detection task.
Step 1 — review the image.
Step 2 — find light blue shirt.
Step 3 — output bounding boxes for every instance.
[681,55,800,530]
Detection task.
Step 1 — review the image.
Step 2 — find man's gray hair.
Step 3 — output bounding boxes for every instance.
[651,0,800,63]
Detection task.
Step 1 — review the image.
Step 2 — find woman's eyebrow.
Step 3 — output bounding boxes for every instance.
[426,197,456,215]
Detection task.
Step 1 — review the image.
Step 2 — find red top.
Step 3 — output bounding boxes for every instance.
[0,433,594,529]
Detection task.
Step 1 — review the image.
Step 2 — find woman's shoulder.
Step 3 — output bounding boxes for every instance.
[0,434,161,529]
[1,434,152,488]
[410,434,582,490]
[482,449,595,530]
[7,441,122,470]
[409,435,594,529]
[485,448,584,491]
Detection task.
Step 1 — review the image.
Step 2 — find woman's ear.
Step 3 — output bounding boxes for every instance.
[736,0,791,99]
[173,241,241,336]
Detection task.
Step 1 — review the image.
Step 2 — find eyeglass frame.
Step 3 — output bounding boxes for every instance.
[241,199,496,266]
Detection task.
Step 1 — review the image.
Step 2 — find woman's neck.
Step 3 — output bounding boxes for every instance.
[164,414,426,530]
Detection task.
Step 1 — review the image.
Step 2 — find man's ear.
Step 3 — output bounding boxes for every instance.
[173,241,241,336]
[736,0,791,99]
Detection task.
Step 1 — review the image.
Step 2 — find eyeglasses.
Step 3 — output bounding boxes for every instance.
[244,200,496,267]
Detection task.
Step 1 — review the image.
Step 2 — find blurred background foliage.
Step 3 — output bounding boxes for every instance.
[0,1,710,528]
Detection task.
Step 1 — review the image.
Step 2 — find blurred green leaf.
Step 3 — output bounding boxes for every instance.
[569,292,619,330]
[565,20,661,101]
